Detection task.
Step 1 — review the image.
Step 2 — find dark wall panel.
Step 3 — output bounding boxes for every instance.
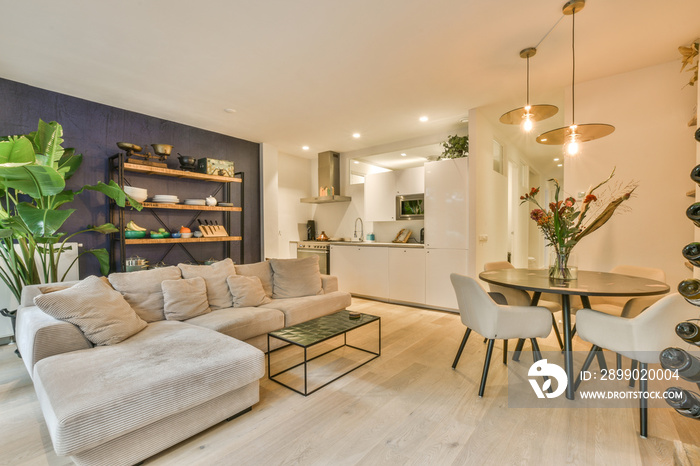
[0,78,261,277]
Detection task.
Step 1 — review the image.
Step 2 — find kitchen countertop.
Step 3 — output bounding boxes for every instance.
[291,240,424,248]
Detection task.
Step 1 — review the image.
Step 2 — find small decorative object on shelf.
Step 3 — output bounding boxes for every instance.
[521,168,636,281]
[348,311,361,320]
[196,158,235,177]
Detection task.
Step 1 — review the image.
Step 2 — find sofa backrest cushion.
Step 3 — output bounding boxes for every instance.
[109,266,182,322]
[269,256,323,299]
[162,277,211,320]
[226,275,272,308]
[33,275,147,346]
[178,258,236,310]
[235,261,273,297]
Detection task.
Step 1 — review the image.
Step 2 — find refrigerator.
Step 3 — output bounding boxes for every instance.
[424,158,469,310]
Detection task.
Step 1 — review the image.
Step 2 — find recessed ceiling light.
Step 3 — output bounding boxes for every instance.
[419,116,428,122]
[353,161,360,164]
[460,117,469,124]
[353,133,361,138]
[401,153,407,157]
[302,146,309,151]
[224,108,236,113]
[553,158,560,162]
[557,163,563,167]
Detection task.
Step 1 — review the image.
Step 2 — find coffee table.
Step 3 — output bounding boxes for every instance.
[267,310,381,396]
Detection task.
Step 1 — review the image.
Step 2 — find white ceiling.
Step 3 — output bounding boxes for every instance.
[1,0,698,160]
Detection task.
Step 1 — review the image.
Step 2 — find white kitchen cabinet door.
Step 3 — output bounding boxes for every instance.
[388,248,425,304]
[425,248,468,310]
[395,166,425,195]
[364,171,396,221]
[424,158,468,249]
[330,245,389,299]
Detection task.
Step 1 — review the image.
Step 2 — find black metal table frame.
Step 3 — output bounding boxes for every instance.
[267,318,381,396]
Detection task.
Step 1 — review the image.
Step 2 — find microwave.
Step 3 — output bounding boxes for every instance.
[396,194,424,220]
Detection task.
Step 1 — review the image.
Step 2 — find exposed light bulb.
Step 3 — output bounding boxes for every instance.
[522,114,534,132]
[564,126,581,156]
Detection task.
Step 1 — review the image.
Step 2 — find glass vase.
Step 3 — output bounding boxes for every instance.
[549,249,577,281]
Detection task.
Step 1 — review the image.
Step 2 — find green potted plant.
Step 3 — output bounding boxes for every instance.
[0,119,142,324]
[440,134,469,159]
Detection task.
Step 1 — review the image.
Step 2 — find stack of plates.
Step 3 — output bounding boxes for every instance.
[184,199,206,206]
[152,195,179,204]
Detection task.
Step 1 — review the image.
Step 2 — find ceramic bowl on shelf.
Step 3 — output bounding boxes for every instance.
[193,231,203,238]
[181,232,193,238]
[124,231,146,239]
[150,233,164,239]
[171,232,182,238]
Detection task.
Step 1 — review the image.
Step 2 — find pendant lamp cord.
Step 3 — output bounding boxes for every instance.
[571,9,576,124]
[526,55,530,106]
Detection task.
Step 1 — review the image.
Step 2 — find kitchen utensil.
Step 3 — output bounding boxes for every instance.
[124,230,147,239]
[205,196,217,206]
[117,142,143,153]
[177,153,197,171]
[316,231,329,241]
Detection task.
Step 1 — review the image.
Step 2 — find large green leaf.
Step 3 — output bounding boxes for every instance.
[86,223,119,234]
[16,202,74,237]
[83,248,111,277]
[57,148,83,179]
[0,165,65,198]
[78,180,143,211]
[51,190,77,209]
[26,120,64,168]
[0,136,35,165]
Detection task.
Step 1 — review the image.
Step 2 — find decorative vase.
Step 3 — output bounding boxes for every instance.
[549,249,578,281]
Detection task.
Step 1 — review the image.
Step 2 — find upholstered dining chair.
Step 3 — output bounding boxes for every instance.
[575,293,700,438]
[484,261,565,349]
[588,265,667,318]
[450,273,552,397]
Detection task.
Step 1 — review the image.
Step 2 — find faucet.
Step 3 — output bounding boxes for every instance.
[354,217,364,242]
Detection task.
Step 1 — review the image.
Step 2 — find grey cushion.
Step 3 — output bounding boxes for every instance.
[109,266,182,322]
[235,261,273,297]
[226,275,272,308]
[269,256,323,299]
[162,277,211,321]
[179,258,236,310]
[33,275,147,346]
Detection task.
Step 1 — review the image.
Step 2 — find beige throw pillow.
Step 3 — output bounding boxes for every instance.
[33,275,147,346]
[109,266,182,322]
[269,256,323,299]
[38,276,112,294]
[178,258,236,310]
[226,275,272,308]
[162,277,211,320]
[235,261,273,297]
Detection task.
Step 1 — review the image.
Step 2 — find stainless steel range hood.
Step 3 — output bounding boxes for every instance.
[300,151,352,204]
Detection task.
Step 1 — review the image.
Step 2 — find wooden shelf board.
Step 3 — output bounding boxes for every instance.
[122,162,242,183]
[124,236,242,245]
[130,202,242,211]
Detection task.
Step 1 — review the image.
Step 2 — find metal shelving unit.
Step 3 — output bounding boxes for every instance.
[109,153,244,271]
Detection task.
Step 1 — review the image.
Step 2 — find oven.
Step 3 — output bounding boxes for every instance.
[296,241,330,274]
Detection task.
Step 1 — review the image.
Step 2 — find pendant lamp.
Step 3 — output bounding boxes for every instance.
[499,47,558,132]
[536,0,614,156]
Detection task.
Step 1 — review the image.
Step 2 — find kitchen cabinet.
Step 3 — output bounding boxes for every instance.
[424,158,468,249]
[364,171,397,221]
[425,248,468,310]
[330,245,389,298]
[395,166,424,195]
[388,248,425,304]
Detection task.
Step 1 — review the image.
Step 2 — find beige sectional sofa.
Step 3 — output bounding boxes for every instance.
[15,257,351,466]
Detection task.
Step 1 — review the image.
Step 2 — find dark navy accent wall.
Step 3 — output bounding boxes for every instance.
[0,78,261,277]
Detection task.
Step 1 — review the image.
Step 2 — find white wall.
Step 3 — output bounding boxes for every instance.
[564,61,697,287]
[261,143,279,259]
[278,152,313,257]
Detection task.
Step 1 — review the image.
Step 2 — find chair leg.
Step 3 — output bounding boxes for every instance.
[551,314,564,350]
[478,339,495,397]
[595,348,608,371]
[575,344,601,391]
[629,359,638,388]
[502,339,508,365]
[512,338,525,362]
[483,337,487,344]
[639,362,648,438]
[452,328,472,369]
[571,324,577,339]
[530,338,552,393]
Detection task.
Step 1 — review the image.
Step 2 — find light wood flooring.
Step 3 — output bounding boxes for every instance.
[1,298,699,465]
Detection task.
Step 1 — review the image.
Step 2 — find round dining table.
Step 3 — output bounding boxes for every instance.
[478,268,670,400]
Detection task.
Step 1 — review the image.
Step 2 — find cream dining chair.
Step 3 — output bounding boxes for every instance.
[484,261,565,349]
[574,293,700,438]
[587,265,667,318]
[450,273,552,397]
